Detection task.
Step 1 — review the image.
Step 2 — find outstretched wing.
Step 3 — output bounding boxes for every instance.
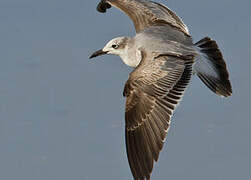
[97,0,190,36]
[123,51,193,179]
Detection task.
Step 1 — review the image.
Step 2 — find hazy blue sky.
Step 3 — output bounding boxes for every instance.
[0,0,250,179]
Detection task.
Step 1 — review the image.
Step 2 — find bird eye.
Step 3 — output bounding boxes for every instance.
[112,44,119,49]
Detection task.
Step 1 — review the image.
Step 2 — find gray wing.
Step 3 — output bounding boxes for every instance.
[123,52,193,179]
[97,0,190,36]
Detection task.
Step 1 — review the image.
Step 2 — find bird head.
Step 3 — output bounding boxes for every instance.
[89,37,129,59]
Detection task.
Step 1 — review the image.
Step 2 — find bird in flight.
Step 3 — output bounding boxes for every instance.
[90,0,232,179]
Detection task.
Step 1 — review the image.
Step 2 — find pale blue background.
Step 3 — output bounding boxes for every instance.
[0,0,250,179]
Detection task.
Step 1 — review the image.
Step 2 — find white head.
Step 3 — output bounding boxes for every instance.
[104,37,130,55]
[90,37,129,58]
[90,36,140,67]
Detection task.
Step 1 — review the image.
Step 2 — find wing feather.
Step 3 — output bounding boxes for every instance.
[124,53,193,179]
[97,0,190,35]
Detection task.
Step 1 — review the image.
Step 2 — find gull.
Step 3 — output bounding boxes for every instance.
[90,0,232,179]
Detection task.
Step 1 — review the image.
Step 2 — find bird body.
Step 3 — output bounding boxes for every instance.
[102,25,197,68]
[90,0,232,179]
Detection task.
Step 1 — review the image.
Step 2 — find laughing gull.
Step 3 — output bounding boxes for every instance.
[90,0,232,179]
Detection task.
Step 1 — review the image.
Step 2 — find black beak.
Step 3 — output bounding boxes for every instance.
[89,49,108,59]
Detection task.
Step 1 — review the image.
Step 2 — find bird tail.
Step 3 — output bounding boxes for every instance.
[194,37,232,97]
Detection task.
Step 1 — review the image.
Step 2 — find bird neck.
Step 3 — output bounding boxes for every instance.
[119,39,141,68]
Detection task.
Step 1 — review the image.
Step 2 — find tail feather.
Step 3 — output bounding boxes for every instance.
[194,37,232,97]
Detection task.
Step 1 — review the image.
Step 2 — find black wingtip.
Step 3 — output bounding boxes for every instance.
[97,0,111,13]
[195,37,233,98]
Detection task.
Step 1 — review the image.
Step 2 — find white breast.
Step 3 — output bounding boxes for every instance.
[120,49,141,68]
